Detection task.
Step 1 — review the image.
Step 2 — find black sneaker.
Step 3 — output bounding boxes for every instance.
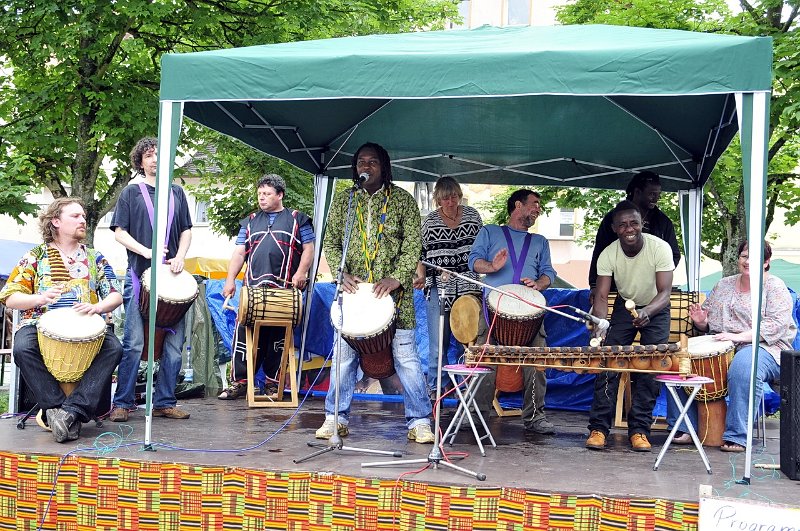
[46,408,80,443]
[524,417,555,435]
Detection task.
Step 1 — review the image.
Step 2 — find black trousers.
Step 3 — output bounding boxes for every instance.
[587,299,670,437]
[230,325,286,383]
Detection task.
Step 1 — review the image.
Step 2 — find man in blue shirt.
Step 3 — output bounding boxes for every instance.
[468,189,557,434]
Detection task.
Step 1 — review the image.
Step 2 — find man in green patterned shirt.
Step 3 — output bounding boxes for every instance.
[316,142,434,444]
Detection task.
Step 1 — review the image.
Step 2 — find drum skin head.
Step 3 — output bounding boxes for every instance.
[330,283,395,336]
[141,264,199,302]
[37,307,106,339]
[450,294,481,345]
[487,284,546,318]
[687,335,734,357]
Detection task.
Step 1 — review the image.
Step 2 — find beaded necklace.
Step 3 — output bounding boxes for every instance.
[356,187,390,282]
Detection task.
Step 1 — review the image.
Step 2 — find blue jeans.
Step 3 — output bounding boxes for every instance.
[425,287,463,391]
[667,344,780,446]
[13,324,121,422]
[324,328,432,429]
[113,272,186,409]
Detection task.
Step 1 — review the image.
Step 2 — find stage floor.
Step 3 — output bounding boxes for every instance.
[2,394,796,506]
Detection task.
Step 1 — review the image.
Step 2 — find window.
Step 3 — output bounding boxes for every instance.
[195,200,209,223]
[449,0,471,29]
[559,208,575,237]
[507,0,531,26]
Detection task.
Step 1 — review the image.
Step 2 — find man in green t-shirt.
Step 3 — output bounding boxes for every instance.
[585,200,674,452]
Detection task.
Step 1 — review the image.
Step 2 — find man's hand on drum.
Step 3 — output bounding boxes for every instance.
[632,308,651,328]
[339,272,363,294]
[72,302,101,315]
[521,277,546,291]
[373,277,401,298]
[291,271,308,291]
[166,256,184,273]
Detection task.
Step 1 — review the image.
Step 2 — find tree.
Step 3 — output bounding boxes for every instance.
[185,133,315,238]
[0,0,459,244]
[554,0,800,275]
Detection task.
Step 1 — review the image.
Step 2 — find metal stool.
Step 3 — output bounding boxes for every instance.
[441,364,496,456]
[654,374,714,474]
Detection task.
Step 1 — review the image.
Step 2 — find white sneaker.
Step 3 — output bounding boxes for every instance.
[407,423,435,444]
[315,418,349,439]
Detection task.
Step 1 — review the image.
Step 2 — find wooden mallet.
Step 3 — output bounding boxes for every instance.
[625,299,638,319]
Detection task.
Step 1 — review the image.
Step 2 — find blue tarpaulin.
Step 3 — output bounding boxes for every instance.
[203,282,798,413]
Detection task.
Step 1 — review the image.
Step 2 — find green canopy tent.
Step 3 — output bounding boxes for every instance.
[150,25,772,478]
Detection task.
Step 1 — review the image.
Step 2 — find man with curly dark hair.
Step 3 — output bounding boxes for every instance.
[108,137,193,422]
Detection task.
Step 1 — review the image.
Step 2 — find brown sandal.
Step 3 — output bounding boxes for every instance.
[218,381,247,400]
[720,441,745,453]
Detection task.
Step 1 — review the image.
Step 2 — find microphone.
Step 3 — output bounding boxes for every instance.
[573,308,610,331]
[354,172,369,187]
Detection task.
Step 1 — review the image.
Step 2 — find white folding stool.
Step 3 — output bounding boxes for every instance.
[440,364,497,456]
[653,374,714,474]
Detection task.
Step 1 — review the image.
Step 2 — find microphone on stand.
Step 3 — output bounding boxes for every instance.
[354,172,369,188]
[573,308,610,331]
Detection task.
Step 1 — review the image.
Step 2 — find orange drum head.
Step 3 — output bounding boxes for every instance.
[450,294,482,345]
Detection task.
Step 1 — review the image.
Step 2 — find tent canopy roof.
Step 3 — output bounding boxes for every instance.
[160,24,772,190]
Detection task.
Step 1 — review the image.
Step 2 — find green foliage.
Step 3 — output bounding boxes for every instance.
[554,0,800,273]
[185,133,314,238]
[0,0,459,241]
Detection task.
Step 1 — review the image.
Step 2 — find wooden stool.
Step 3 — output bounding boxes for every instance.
[245,319,298,408]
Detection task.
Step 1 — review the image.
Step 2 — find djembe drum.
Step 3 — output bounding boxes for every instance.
[139,264,199,328]
[450,293,484,346]
[686,336,735,402]
[330,283,397,379]
[486,284,546,347]
[686,335,735,446]
[37,308,107,396]
[139,264,199,360]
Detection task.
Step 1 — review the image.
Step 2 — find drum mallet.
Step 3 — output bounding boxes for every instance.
[625,299,639,319]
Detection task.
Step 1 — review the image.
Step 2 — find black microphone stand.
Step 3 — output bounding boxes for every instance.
[361,273,486,480]
[295,180,402,464]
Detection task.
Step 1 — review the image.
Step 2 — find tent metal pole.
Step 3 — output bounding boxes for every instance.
[735,91,770,484]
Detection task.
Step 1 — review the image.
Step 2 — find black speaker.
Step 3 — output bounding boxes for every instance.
[780,350,800,481]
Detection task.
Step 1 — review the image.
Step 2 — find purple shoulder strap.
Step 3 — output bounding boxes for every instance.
[137,182,176,253]
[501,226,532,284]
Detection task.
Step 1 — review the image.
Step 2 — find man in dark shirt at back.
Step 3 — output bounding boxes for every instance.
[588,171,680,302]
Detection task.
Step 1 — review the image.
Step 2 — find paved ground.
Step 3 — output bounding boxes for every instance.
[1,394,797,505]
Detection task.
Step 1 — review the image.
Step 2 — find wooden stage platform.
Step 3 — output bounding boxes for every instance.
[0,393,796,530]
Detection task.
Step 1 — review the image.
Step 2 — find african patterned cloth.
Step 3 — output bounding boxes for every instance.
[421,205,483,312]
[240,208,313,289]
[0,451,700,530]
[0,243,119,326]
[324,184,421,330]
